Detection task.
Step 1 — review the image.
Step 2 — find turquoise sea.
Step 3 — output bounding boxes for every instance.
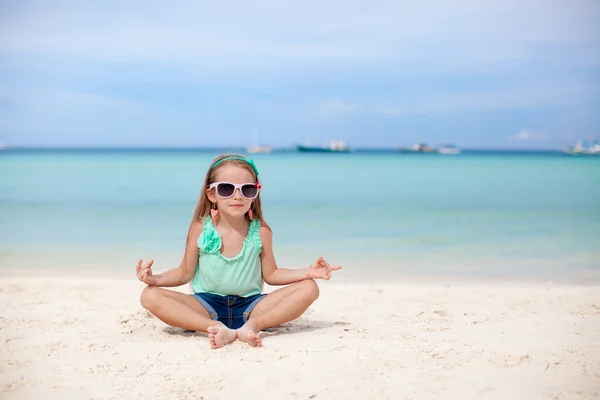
[1,149,599,282]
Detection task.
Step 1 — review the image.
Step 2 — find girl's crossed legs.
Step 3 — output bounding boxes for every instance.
[140,278,319,348]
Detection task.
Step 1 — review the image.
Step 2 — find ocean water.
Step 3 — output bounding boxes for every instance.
[1,149,599,281]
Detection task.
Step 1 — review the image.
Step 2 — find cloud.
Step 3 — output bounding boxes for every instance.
[0,0,598,70]
[1,0,598,148]
[319,99,357,116]
[506,129,549,142]
[376,81,599,115]
[3,89,140,112]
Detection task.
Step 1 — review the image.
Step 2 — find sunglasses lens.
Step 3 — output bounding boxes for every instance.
[216,183,235,197]
[241,184,259,199]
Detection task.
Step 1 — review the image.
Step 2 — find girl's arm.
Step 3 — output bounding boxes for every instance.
[260,226,309,285]
[260,226,342,285]
[151,221,203,287]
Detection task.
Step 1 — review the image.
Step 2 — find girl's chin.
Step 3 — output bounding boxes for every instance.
[222,207,248,217]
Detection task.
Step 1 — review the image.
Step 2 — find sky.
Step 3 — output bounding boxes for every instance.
[0,0,599,149]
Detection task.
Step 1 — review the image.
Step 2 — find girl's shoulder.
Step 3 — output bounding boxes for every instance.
[186,220,203,246]
[258,219,272,234]
[258,222,272,239]
[191,219,204,235]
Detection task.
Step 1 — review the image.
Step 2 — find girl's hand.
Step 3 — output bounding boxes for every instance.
[307,256,342,280]
[136,259,157,286]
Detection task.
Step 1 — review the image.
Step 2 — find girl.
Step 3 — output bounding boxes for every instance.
[136,154,342,348]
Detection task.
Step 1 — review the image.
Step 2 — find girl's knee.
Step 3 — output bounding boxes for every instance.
[301,279,319,301]
[140,286,159,310]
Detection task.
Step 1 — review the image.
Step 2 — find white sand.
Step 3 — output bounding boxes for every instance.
[1,275,599,400]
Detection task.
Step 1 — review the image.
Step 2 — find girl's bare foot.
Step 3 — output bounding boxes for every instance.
[236,322,262,347]
[207,324,237,349]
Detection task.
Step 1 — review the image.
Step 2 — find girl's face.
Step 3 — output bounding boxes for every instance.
[207,164,257,218]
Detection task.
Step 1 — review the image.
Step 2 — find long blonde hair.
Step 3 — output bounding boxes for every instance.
[189,154,269,231]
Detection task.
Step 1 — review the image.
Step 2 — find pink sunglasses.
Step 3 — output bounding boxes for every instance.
[209,182,262,199]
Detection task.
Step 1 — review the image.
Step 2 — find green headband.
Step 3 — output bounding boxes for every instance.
[210,156,260,176]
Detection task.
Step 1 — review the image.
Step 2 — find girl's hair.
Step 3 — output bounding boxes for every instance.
[189,153,269,230]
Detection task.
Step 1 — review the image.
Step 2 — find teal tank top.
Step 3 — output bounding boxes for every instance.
[191,217,263,297]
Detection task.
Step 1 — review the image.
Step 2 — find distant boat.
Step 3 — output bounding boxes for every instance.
[398,142,435,153]
[246,129,273,153]
[437,144,461,154]
[412,142,435,153]
[564,140,600,156]
[246,145,273,154]
[297,140,350,153]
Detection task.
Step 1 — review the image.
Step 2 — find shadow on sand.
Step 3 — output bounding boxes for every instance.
[262,318,350,337]
[161,318,350,338]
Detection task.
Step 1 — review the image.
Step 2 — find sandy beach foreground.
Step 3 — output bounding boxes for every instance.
[1,275,599,400]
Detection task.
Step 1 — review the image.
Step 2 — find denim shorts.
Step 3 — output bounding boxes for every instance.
[191,292,267,330]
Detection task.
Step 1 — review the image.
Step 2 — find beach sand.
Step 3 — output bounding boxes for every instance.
[1,274,599,400]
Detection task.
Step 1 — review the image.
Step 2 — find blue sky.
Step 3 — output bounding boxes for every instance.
[1,0,599,149]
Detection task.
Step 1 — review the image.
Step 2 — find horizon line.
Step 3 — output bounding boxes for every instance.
[0,145,566,153]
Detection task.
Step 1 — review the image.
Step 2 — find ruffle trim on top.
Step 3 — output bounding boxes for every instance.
[199,217,222,254]
[246,219,262,253]
[198,217,262,255]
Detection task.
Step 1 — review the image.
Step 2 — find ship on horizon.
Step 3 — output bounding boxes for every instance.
[246,129,273,153]
[564,140,600,156]
[398,142,435,153]
[398,142,460,154]
[246,145,273,154]
[296,140,350,153]
[437,143,461,154]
